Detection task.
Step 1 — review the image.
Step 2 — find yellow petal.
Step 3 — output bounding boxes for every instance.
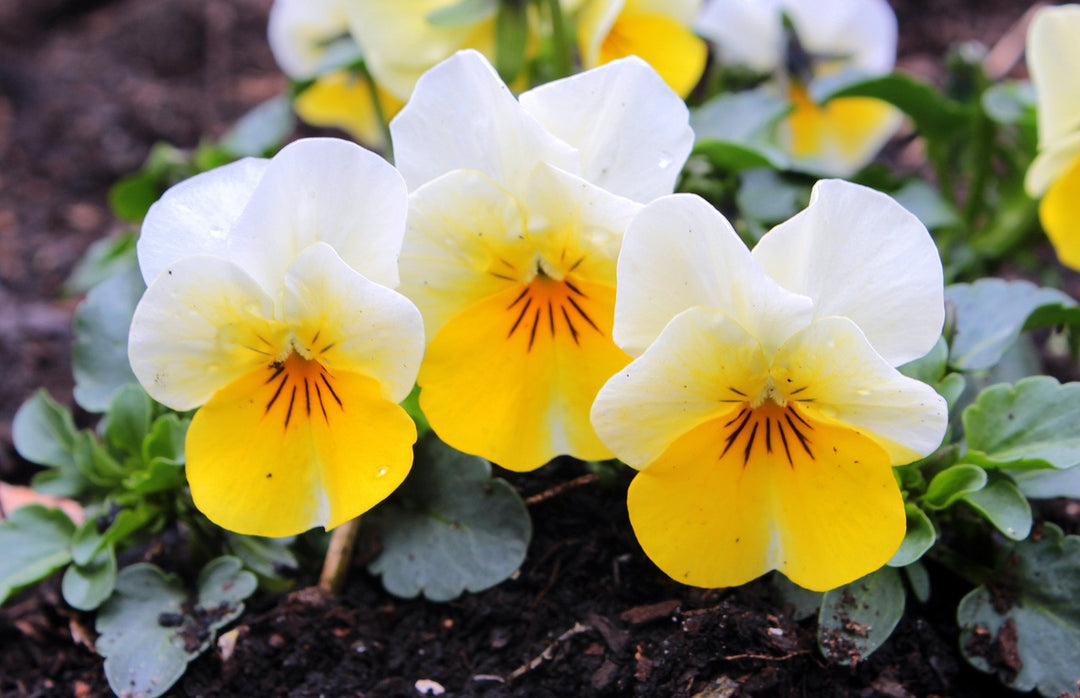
[628,403,904,591]
[1039,151,1080,271]
[596,12,707,97]
[294,70,404,146]
[785,87,900,175]
[187,354,416,537]
[419,278,629,471]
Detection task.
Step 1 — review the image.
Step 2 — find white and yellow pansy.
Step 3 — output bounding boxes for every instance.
[591,180,947,591]
[128,138,425,537]
[696,0,902,176]
[574,0,707,97]
[1025,4,1080,270]
[268,0,402,145]
[390,49,692,472]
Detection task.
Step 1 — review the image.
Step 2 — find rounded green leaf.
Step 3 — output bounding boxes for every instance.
[62,542,117,611]
[12,390,78,471]
[887,504,937,567]
[0,505,76,605]
[963,377,1080,471]
[104,385,154,457]
[818,566,905,665]
[368,435,532,602]
[962,478,1032,541]
[923,464,988,510]
[958,524,1080,697]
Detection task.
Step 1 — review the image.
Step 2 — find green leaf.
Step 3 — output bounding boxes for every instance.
[818,566,905,664]
[142,414,189,464]
[1012,467,1080,500]
[0,505,76,605]
[923,464,987,510]
[962,478,1032,541]
[981,80,1036,127]
[426,0,497,27]
[104,385,154,457]
[220,96,295,158]
[903,561,931,603]
[368,435,532,601]
[963,377,1080,471]
[958,524,1080,696]
[946,279,1075,371]
[225,533,298,593]
[400,384,430,439]
[771,573,823,621]
[937,372,967,412]
[12,390,79,470]
[125,458,185,495]
[72,263,146,412]
[887,504,936,567]
[62,541,117,611]
[99,505,164,551]
[693,140,785,173]
[108,173,161,223]
[891,180,962,230]
[96,557,255,698]
[493,0,527,84]
[64,232,138,295]
[71,431,126,486]
[821,72,969,141]
[691,87,789,144]
[736,169,809,226]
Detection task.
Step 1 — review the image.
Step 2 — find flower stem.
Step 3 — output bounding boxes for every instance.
[319,516,362,594]
[544,0,571,80]
[359,63,393,163]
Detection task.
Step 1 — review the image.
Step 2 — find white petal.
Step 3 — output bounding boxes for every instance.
[695,0,785,73]
[783,0,897,75]
[128,256,279,411]
[751,180,942,366]
[523,163,642,287]
[283,243,424,402]
[519,57,693,202]
[1027,132,1080,197]
[399,169,532,341]
[229,138,407,292]
[614,193,813,357]
[343,0,495,100]
[592,306,769,468]
[630,0,701,25]
[772,317,947,463]
[389,50,578,192]
[137,157,269,286]
[268,0,349,79]
[1028,6,1080,153]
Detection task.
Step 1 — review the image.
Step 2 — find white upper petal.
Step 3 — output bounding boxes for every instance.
[128,255,279,411]
[283,244,424,402]
[751,180,943,366]
[390,50,578,193]
[695,0,785,73]
[1028,5,1080,153]
[519,56,693,202]
[1026,131,1080,197]
[137,157,269,286]
[229,138,407,293]
[773,316,948,463]
[614,193,813,358]
[782,0,896,75]
[268,0,349,79]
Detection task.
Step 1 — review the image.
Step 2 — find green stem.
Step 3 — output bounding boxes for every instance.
[359,63,393,164]
[544,0,571,79]
[963,108,994,229]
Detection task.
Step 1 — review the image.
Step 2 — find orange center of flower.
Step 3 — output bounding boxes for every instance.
[719,401,817,469]
[263,353,344,430]
[503,275,604,351]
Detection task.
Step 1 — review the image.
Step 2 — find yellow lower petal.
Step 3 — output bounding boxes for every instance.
[596,12,707,97]
[628,402,904,591]
[1039,152,1080,270]
[187,353,416,537]
[419,277,629,471]
[785,87,899,174]
[294,70,404,146]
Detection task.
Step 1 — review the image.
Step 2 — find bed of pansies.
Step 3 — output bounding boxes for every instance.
[3,1,1080,697]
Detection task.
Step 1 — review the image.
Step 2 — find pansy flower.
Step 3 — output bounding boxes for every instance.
[269,0,403,145]
[391,50,692,471]
[591,180,947,591]
[1025,4,1080,270]
[696,0,902,176]
[128,138,425,537]
[575,0,708,97]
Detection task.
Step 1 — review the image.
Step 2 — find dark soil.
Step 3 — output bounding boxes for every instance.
[0,0,1066,696]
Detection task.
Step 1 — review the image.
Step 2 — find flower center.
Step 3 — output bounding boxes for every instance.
[263,353,344,430]
[720,401,816,468]
[504,276,603,351]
